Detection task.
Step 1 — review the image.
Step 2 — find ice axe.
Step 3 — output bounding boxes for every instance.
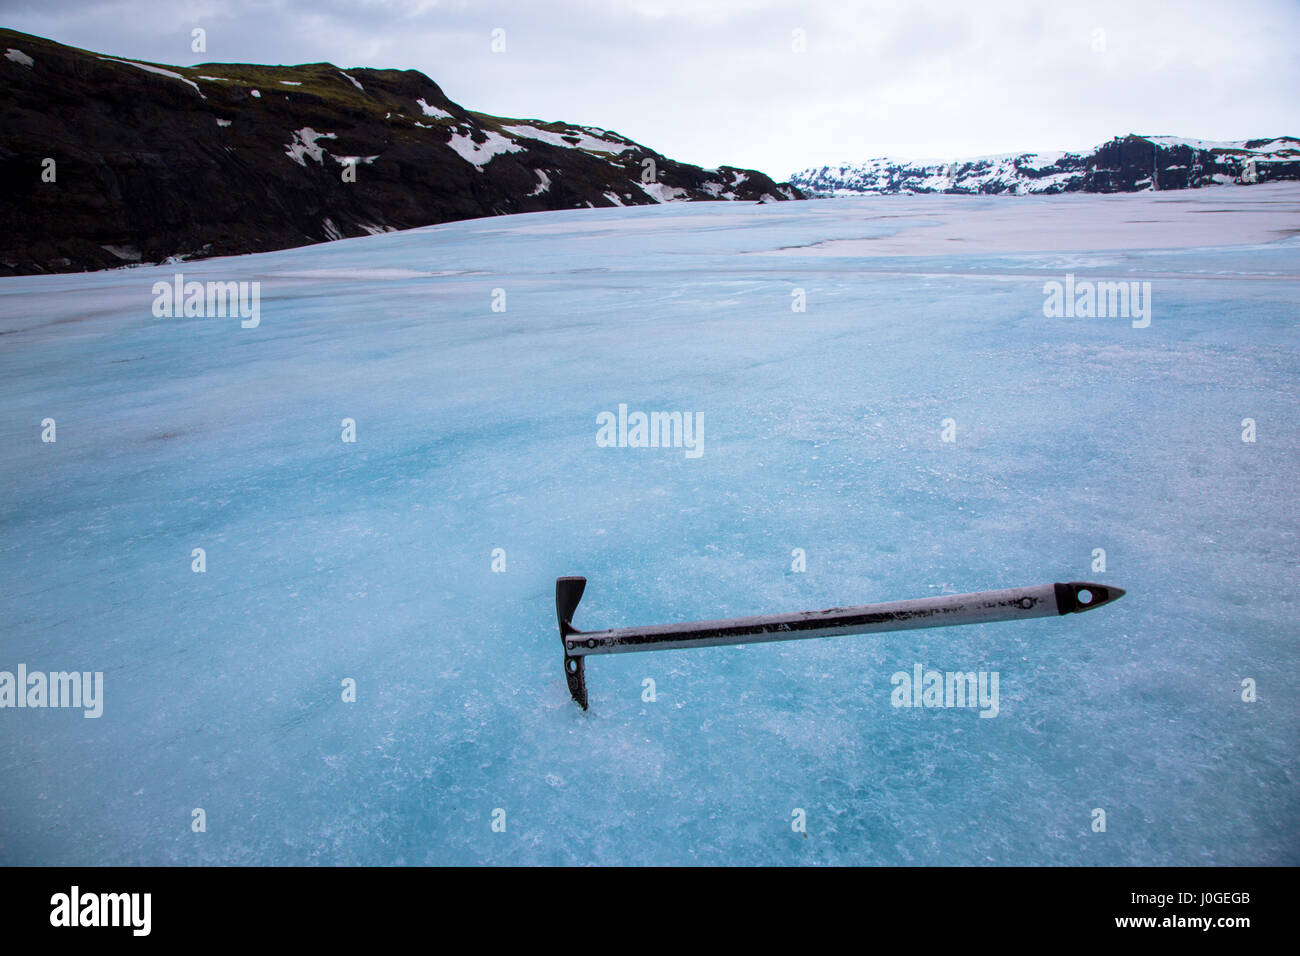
[555,576,1125,709]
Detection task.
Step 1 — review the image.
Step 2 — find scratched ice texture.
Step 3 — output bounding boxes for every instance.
[1,186,1297,864]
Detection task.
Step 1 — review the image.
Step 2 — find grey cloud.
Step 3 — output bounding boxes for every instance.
[1,0,1296,177]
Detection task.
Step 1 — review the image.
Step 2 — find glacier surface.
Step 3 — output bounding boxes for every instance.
[1,185,1298,864]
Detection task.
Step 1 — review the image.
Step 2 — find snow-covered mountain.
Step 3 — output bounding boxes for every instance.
[0,29,801,276]
[791,134,1300,197]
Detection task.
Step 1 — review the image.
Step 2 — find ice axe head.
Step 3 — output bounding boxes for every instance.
[556,576,588,709]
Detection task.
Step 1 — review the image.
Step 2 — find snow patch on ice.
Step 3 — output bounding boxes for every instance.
[270,267,448,280]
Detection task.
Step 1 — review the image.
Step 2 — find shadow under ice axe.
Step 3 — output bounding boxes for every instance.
[555,577,1125,710]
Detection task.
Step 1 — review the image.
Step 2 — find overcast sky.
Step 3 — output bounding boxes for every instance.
[3,0,1297,178]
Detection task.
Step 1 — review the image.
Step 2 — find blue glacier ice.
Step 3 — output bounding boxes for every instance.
[1,187,1297,865]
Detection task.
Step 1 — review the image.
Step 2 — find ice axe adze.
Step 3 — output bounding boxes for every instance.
[556,577,1125,709]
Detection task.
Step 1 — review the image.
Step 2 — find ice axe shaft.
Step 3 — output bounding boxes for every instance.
[555,577,1125,710]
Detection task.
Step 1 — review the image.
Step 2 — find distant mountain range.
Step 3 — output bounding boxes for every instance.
[790,134,1300,197]
[0,29,801,276]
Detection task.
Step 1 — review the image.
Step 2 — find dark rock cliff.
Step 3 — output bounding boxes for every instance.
[0,29,802,276]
